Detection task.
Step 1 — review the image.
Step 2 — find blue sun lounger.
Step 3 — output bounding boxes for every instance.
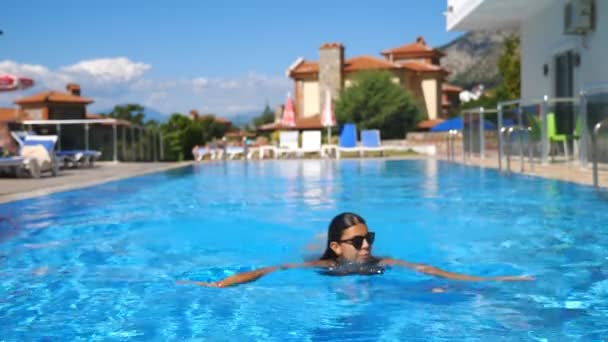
[55,150,102,168]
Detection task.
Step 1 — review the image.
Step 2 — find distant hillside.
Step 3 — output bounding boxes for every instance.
[439,30,518,90]
[97,106,169,123]
[228,110,262,128]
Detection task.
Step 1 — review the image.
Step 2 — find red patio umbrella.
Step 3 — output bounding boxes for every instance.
[281,92,296,128]
[321,89,336,142]
[0,74,34,92]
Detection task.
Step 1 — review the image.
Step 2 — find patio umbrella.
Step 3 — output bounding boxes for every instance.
[0,74,34,92]
[321,89,336,142]
[281,92,296,128]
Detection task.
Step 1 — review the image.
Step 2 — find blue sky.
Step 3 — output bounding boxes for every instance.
[0,0,461,118]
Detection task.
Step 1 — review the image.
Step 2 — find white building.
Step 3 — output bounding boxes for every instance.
[446,0,606,101]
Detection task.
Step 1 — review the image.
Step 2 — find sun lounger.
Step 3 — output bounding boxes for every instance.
[360,129,385,156]
[324,123,360,158]
[0,156,40,178]
[298,130,322,157]
[276,131,299,158]
[225,146,246,160]
[20,135,59,176]
[56,150,102,168]
[193,146,217,161]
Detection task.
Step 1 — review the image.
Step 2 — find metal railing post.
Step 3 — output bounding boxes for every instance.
[122,125,127,161]
[56,124,62,151]
[479,107,485,159]
[541,95,549,164]
[461,113,466,164]
[519,126,525,173]
[85,123,90,151]
[579,91,589,167]
[592,119,608,188]
[159,132,164,161]
[506,127,513,173]
[112,123,118,163]
[497,104,503,171]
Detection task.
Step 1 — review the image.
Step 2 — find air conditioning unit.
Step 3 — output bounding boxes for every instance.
[564,0,595,35]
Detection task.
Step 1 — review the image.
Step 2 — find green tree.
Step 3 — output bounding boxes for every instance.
[335,70,422,139]
[106,104,146,125]
[252,103,275,127]
[496,34,521,101]
[160,113,229,161]
[460,35,521,112]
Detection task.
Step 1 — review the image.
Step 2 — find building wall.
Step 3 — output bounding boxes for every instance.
[522,0,608,99]
[20,104,46,120]
[301,80,320,118]
[421,78,440,120]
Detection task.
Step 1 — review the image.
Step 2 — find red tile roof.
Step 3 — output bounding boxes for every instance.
[289,60,320,76]
[417,119,444,129]
[381,36,445,58]
[401,61,447,73]
[442,83,463,92]
[343,56,400,72]
[15,91,94,105]
[258,115,324,131]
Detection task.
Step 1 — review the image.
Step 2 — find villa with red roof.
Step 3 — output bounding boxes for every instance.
[286,36,461,130]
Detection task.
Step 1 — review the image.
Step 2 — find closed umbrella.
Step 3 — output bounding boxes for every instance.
[281,93,296,128]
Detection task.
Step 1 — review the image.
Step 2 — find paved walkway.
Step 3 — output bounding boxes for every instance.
[0,162,192,204]
[438,152,608,189]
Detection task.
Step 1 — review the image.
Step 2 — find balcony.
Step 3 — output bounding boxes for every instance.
[445,0,553,31]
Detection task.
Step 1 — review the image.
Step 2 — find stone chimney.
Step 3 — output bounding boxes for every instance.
[318,42,344,114]
[274,104,284,123]
[66,83,81,96]
[189,109,199,120]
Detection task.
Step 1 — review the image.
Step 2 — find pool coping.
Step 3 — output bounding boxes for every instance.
[0,161,193,204]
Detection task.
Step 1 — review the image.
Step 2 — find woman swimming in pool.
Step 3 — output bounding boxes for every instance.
[178,212,533,287]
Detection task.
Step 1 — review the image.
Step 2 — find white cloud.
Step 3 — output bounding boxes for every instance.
[61,57,151,83]
[0,58,291,119]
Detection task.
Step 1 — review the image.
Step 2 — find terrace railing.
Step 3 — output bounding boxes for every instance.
[21,119,164,162]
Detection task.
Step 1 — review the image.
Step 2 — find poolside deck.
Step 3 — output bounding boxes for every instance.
[439,153,608,189]
[0,161,192,204]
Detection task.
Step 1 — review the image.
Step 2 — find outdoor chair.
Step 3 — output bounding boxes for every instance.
[20,135,60,176]
[328,123,360,158]
[547,112,570,161]
[0,156,41,178]
[56,150,102,168]
[276,131,299,158]
[298,130,322,157]
[360,129,385,157]
[192,146,215,161]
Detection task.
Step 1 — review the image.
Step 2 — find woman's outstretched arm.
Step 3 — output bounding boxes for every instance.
[379,258,534,282]
[177,260,333,288]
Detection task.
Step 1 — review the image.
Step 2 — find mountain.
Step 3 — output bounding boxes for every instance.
[97,106,170,123]
[227,110,262,128]
[439,30,518,90]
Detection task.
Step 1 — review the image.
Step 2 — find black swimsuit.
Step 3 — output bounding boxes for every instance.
[318,257,385,276]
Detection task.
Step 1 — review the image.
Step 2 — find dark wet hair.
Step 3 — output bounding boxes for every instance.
[320,212,366,260]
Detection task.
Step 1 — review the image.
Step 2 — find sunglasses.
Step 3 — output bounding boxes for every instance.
[338,232,375,250]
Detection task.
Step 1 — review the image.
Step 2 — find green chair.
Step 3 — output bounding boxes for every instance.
[547,112,570,161]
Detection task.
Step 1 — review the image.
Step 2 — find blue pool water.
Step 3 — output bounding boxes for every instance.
[1,159,607,341]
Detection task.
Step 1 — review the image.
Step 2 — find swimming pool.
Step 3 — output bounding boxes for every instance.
[1,159,607,340]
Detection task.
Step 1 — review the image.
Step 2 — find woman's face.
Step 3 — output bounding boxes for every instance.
[329,223,373,263]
